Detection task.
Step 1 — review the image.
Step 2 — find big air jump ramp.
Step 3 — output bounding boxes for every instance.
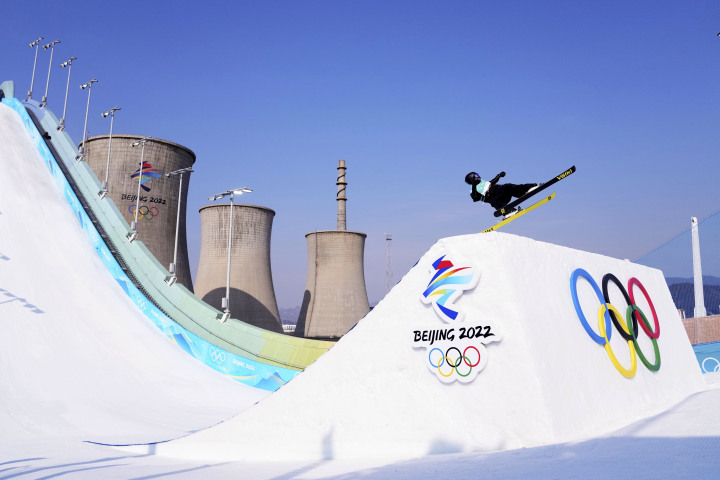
[0,80,332,397]
[145,218,706,461]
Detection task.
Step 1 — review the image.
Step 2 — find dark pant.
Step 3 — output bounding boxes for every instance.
[487,183,537,210]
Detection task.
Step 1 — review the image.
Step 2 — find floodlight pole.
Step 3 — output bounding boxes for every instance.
[164,167,194,285]
[209,187,253,322]
[40,40,60,107]
[98,106,121,199]
[58,56,76,131]
[225,192,235,321]
[77,78,98,161]
[127,137,152,242]
[27,37,44,100]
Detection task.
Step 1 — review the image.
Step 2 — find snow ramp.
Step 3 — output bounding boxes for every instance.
[0,100,267,449]
[0,83,333,394]
[150,232,706,461]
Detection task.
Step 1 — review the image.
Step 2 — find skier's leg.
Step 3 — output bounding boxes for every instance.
[488,185,513,210]
[507,183,538,199]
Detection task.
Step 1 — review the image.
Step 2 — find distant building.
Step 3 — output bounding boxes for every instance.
[82,135,195,290]
[194,203,283,333]
[295,160,370,339]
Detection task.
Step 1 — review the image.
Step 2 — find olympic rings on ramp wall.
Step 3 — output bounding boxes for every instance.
[129,204,159,220]
[570,268,661,378]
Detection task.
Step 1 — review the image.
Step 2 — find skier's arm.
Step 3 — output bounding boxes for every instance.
[470,185,483,202]
[490,171,506,186]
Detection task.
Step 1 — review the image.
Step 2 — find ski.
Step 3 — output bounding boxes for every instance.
[482,193,555,233]
[494,165,575,217]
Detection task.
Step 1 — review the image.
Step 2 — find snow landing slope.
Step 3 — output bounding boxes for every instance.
[151,232,706,461]
[0,101,264,450]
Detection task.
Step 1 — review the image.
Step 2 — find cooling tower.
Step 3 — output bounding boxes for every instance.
[82,135,195,290]
[194,204,283,333]
[296,160,370,339]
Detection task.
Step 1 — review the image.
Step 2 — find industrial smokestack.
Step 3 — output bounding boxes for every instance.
[337,159,347,230]
[194,204,283,333]
[296,160,370,339]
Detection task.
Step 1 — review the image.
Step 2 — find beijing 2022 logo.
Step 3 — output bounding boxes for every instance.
[570,268,661,378]
[414,255,501,384]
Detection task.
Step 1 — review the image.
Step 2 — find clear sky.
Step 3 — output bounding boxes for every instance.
[2,1,719,307]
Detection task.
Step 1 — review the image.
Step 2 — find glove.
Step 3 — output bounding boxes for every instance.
[499,171,506,177]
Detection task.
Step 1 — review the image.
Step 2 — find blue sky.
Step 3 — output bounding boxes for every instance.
[3,1,719,307]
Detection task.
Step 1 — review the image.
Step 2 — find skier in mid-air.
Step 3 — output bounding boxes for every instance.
[465,171,539,213]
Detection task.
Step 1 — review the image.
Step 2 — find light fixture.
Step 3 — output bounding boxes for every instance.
[164,167,194,285]
[208,186,253,322]
[39,40,60,107]
[76,78,98,161]
[127,137,152,242]
[27,36,44,100]
[98,106,121,198]
[57,56,76,131]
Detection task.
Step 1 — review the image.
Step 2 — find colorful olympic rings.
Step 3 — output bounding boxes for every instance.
[602,273,638,342]
[570,268,661,377]
[627,305,661,372]
[128,204,159,220]
[598,303,637,378]
[570,268,611,345]
[429,346,481,378]
[628,277,660,339]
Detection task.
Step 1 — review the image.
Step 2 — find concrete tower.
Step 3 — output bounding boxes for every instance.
[194,204,283,333]
[296,160,370,339]
[82,135,195,290]
[691,217,707,318]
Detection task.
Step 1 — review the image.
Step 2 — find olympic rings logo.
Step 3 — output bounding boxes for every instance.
[136,296,147,311]
[129,204,159,220]
[428,346,481,378]
[209,347,226,364]
[702,357,720,373]
[570,268,661,378]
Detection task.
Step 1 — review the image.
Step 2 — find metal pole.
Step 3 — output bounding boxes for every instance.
[128,137,151,242]
[135,142,146,229]
[164,167,193,285]
[691,217,707,318]
[77,79,98,160]
[99,106,120,197]
[172,172,184,275]
[208,187,251,322]
[27,37,43,100]
[225,191,235,316]
[104,112,115,190]
[58,56,76,131]
[40,40,60,107]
